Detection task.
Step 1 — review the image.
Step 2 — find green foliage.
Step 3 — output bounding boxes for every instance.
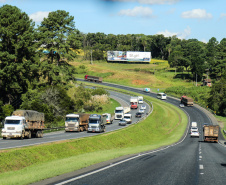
[165,86,211,105]
[0,5,39,104]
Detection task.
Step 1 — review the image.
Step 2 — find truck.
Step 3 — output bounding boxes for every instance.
[138,96,143,104]
[1,110,44,139]
[181,96,194,106]
[130,97,138,109]
[65,113,89,132]
[143,88,150,93]
[84,75,103,83]
[114,107,131,120]
[123,113,132,124]
[87,114,106,133]
[102,113,114,124]
[203,125,219,142]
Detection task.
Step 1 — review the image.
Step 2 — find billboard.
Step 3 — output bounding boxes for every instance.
[107,51,151,62]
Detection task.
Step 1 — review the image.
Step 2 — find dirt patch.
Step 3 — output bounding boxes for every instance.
[132,80,149,85]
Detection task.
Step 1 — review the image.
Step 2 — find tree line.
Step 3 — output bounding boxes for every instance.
[0,4,225,118]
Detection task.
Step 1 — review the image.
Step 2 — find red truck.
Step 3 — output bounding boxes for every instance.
[84,75,102,83]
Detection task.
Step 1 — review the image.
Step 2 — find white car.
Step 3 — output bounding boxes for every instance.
[140,105,146,110]
[190,131,199,137]
[179,103,184,108]
[139,109,145,113]
[191,126,198,132]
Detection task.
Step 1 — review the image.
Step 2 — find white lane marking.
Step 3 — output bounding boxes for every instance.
[200,165,204,169]
[56,112,191,185]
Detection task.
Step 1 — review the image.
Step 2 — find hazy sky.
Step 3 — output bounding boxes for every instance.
[1,0,225,42]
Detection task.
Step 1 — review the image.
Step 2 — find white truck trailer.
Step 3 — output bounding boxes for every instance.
[114,107,131,120]
[1,110,44,139]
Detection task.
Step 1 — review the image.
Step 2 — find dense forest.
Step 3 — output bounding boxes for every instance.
[0,4,225,123]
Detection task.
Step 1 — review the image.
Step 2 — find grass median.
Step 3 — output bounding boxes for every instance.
[0,94,188,185]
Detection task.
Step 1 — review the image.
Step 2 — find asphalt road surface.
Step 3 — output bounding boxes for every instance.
[43,80,226,185]
[0,90,150,150]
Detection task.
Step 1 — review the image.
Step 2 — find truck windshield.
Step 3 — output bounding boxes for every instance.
[124,116,130,119]
[5,120,21,124]
[89,119,99,124]
[115,110,123,113]
[66,117,78,122]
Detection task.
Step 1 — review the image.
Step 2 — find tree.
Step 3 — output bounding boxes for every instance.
[0,5,39,104]
[38,10,80,65]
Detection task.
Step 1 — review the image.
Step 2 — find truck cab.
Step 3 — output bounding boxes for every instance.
[87,114,105,133]
[65,114,80,132]
[1,116,26,139]
[138,96,143,104]
[130,97,138,109]
[114,107,124,120]
[123,113,132,124]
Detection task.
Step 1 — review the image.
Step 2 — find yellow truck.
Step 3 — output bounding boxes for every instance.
[203,125,219,142]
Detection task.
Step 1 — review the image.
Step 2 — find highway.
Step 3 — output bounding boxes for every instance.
[0,91,150,150]
[43,79,225,185]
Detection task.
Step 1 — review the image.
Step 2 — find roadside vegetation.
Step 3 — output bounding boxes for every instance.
[0,94,188,185]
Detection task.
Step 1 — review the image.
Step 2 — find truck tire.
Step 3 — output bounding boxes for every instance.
[36,131,41,138]
[80,127,84,132]
[26,131,31,139]
[20,132,24,140]
[3,137,6,140]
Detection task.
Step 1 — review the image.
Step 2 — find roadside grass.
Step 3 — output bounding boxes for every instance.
[215,115,226,139]
[71,59,194,89]
[0,94,188,185]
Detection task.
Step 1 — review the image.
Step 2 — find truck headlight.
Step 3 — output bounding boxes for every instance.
[2,129,6,133]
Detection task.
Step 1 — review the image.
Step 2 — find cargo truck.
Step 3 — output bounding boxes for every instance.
[181,96,193,106]
[1,110,44,139]
[203,125,219,142]
[84,75,103,83]
[102,113,114,124]
[65,113,89,132]
[87,114,106,133]
[130,97,138,109]
[114,107,131,120]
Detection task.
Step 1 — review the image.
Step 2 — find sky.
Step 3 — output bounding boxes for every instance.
[0,0,226,43]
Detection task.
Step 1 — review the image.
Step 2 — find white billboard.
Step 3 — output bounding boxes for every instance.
[107,51,151,62]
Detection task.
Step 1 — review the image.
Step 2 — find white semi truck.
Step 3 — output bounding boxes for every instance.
[1,110,45,139]
[114,107,131,120]
[87,114,106,133]
[65,113,89,132]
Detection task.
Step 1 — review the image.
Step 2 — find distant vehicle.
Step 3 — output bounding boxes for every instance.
[157,93,167,100]
[102,113,114,124]
[143,88,150,93]
[191,122,197,127]
[130,97,138,109]
[179,103,184,108]
[84,75,102,83]
[65,113,89,132]
[203,123,209,127]
[191,127,199,132]
[138,96,143,104]
[181,96,193,106]
[114,107,130,120]
[140,105,146,110]
[87,114,106,133]
[135,112,142,118]
[203,125,219,142]
[123,113,132,124]
[118,119,127,126]
[190,131,199,138]
[139,109,145,114]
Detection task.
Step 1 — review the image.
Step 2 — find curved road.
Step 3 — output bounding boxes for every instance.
[44,80,226,185]
[0,91,150,150]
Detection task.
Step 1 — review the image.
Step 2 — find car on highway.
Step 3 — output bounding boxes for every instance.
[190,131,199,137]
[140,105,146,110]
[118,119,127,126]
[190,126,199,132]
[135,112,142,118]
[139,109,145,114]
[179,103,184,108]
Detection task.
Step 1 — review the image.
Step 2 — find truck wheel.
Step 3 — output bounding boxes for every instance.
[3,137,6,140]
[40,131,43,138]
[20,131,24,140]
[80,127,84,132]
[36,131,40,138]
[27,131,31,139]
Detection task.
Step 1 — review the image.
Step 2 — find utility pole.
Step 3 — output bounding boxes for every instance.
[90,49,93,65]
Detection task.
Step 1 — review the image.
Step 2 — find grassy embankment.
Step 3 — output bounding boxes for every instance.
[0,90,188,185]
